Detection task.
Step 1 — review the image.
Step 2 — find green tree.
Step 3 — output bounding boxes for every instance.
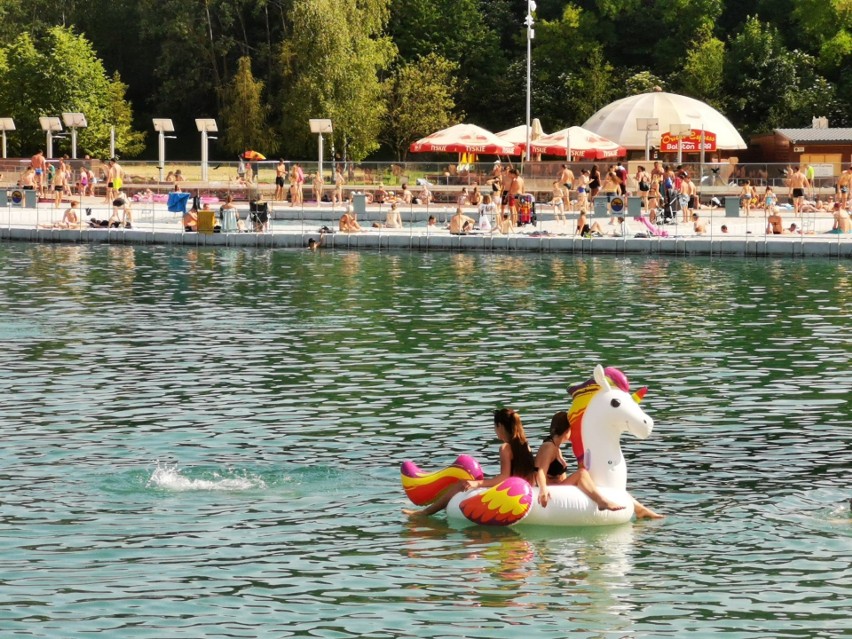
[651,0,724,73]
[724,16,844,133]
[387,0,507,129]
[0,26,143,157]
[219,56,275,156]
[278,0,395,161]
[678,31,725,109]
[531,4,606,128]
[561,46,618,126]
[723,17,797,135]
[383,53,461,161]
[792,0,852,73]
[624,71,666,96]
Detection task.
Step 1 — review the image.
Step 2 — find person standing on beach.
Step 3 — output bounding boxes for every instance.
[837,167,851,210]
[274,159,287,201]
[312,172,324,206]
[507,168,524,226]
[105,158,124,204]
[332,166,345,208]
[295,163,305,206]
[681,175,697,222]
[31,150,47,197]
[589,164,602,200]
[789,167,809,215]
[558,164,574,207]
[574,169,590,213]
[53,157,67,206]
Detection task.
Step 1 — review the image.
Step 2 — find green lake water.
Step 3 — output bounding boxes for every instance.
[0,243,849,638]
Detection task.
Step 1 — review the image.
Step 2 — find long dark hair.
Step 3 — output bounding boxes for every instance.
[493,408,536,480]
[549,411,570,439]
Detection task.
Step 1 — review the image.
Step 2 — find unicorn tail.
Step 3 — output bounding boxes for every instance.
[400,455,483,505]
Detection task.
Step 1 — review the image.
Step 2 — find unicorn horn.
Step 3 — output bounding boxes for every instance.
[632,386,648,403]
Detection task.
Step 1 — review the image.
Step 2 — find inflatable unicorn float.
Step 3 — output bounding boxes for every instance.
[401,365,653,527]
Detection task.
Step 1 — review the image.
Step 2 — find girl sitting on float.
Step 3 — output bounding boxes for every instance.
[403,408,550,516]
[536,411,663,519]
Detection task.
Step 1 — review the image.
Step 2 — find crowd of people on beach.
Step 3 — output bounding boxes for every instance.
[10,148,851,238]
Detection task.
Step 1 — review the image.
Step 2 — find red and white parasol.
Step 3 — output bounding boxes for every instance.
[410,123,520,155]
[531,126,626,159]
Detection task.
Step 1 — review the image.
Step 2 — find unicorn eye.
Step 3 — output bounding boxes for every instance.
[610,398,621,407]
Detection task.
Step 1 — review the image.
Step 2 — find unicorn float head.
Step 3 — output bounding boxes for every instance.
[567,364,653,492]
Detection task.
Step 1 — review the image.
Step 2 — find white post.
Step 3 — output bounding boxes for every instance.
[645,130,651,161]
[1,131,6,159]
[70,127,78,159]
[318,133,324,183]
[201,129,209,182]
[158,131,166,182]
[566,130,571,164]
[699,124,705,196]
[524,1,535,163]
[677,135,683,166]
[46,130,53,159]
[110,126,115,158]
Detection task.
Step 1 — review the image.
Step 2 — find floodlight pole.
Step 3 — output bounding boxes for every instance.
[309,119,333,180]
[70,127,78,159]
[0,119,16,159]
[318,134,324,181]
[524,1,536,163]
[670,123,690,166]
[201,129,210,182]
[46,130,54,159]
[636,118,659,162]
[159,131,166,181]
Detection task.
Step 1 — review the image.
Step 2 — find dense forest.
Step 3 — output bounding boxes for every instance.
[0,0,849,160]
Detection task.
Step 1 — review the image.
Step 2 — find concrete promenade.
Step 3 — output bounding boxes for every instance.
[1,195,849,259]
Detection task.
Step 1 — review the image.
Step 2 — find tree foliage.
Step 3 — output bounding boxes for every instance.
[279,0,395,161]
[383,53,461,161]
[0,26,143,157]
[0,1,850,159]
[219,56,275,156]
[678,31,726,109]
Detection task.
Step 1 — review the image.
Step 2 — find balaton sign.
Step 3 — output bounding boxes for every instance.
[661,129,717,153]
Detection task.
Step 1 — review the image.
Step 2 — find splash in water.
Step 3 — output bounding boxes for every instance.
[146,461,267,492]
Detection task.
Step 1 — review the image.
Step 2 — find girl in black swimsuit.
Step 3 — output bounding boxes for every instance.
[535,411,625,512]
[535,411,662,518]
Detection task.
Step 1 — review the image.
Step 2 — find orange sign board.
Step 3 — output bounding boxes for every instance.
[660,129,717,153]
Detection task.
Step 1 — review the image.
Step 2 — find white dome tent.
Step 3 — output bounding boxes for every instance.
[582,90,747,156]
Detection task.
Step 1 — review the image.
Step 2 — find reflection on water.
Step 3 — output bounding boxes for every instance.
[0,243,848,638]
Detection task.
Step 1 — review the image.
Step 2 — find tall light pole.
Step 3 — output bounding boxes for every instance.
[38,116,63,158]
[670,123,691,166]
[0,118,14,159]
[153,119,176,182]
[309,118,333,181]
[61,112,87,159]
[524,1,536,163]
[195,119,218,182]
[636,118,659,162]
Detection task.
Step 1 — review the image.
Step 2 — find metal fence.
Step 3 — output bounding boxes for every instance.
[0,158,844,199]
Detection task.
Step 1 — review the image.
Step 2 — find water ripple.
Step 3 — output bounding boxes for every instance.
[0,245,849,638]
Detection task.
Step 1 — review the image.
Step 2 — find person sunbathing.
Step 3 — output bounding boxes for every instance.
[339,207,363,233]
[448,208,475,234]
[828,205,851,234]
[766,209,784,235]
[183,209,198,232]
[40,201,81,229]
